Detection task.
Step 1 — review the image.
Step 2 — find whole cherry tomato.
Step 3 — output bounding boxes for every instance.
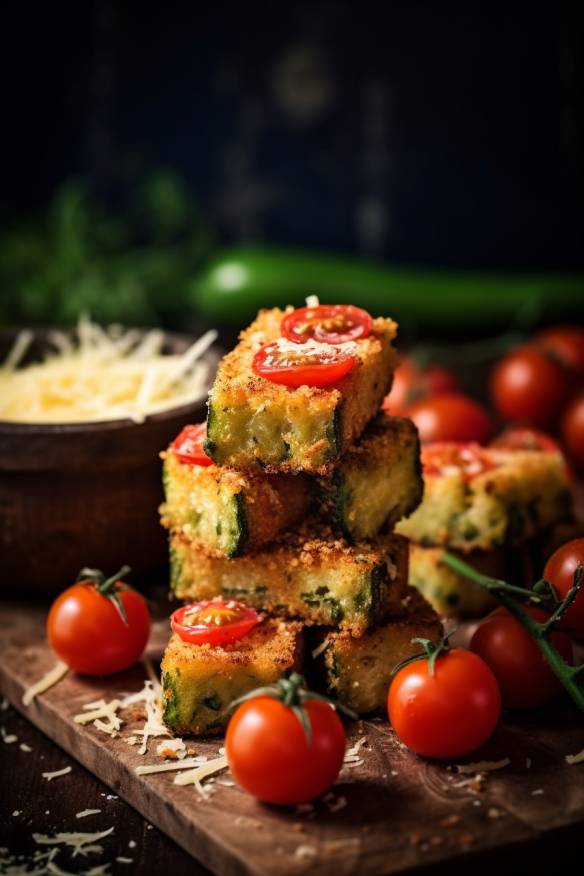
[489,344,570,428]
[388,647,500,759]
[535,326,584,378]
[470,606,573,709]
[544,538,584,638]
[171,599,261,646]
[226,675,346,804]
[281,304,372,344]
[382,357,458,415]
[47,566,151,676]
[172,423,212,467]
[404,393,494,444]
[561,394,584,471]
[252,340,356,388]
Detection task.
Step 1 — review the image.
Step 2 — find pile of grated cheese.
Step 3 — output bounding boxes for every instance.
[0,316,217,424]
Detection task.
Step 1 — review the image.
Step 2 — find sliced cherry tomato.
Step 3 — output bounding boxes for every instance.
[226,687,346,804]
[544,538,584,638]
[535,326,584,378]
[252,340,356,388]
[489,344,571,428]
[171,599,261,646]
[404,393,494,444]
[422,442,498,480]
[561,393,584,471]
[281,304,372,344]
[172,423,212,467]
[382,357,459,414]
[47,567,151,676]
[388,648,500,759]
[470,606,573,709]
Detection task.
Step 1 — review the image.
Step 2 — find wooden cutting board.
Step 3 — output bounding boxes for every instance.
[1,604,584,876]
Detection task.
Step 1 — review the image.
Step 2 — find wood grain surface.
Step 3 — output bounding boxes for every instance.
[1,604,584,876]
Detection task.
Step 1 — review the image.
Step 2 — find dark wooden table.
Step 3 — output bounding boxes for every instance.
[1,602,583,876]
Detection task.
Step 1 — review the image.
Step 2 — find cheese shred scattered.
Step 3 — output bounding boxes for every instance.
[22,661,69,706]
[33,827,114,858]
[135,756,209,776]
[565,748,584,765]
[42,766,72,781]
[455,758,510,774]
[173,755,228,798]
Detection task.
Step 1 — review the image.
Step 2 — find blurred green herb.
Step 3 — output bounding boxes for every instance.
[0,170,214,328]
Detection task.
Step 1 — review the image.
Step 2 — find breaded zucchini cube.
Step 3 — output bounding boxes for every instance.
[205,307,398,474]
[397,443,571,551]
[170,525,409,636]
[318,415,422,541]
[409,544,500,618]
[161,618,303,736]
[160,449,311,558]
[315,588,442,714]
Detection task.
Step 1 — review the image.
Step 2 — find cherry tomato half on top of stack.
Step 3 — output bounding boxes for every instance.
[252,339,357,388]
[281,304,372,344]
[171,599,261,646]
[47,566,151,676]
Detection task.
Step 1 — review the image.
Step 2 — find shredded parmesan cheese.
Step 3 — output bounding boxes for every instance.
[134,756,209,776]
[305,295,320,307]
[173,754,228,798]
[565,748,584,765]
[42,766,72,781]
[33,827,114,858]
[455,759,510,774]
[76,810,102,819]
[22,661,69,706]
[0,318,217,424]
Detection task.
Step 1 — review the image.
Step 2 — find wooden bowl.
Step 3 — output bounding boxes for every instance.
[0,328,219,595]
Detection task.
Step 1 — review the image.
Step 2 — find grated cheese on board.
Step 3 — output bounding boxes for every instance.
[0,317,217,424]
[455,759,510,774]
[22,661,69,706]
[135,756,209,776]
[173,754,228,798]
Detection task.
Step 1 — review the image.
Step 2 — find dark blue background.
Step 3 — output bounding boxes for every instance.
[4,1,583,269]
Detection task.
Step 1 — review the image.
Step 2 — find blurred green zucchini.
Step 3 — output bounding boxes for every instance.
[190,247,584,333]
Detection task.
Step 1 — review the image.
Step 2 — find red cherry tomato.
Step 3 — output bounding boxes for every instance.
[171,600,261,646]
[252,340,356,388]
[226,696,346,804]
[172,423,212,467]
[561,394,584,471]
[388,649,500,759]
[382,357,459,414]
[544,538,584,638]
[536,326,584,377]
[404,393,494,444]
[489,344,570,428]
[281,304,372,344]
[47,569,151,676]
[470,606,573,709]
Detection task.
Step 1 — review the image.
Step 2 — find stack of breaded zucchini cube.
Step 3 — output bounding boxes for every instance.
[397,442,573,618]
[160,307,442,734]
